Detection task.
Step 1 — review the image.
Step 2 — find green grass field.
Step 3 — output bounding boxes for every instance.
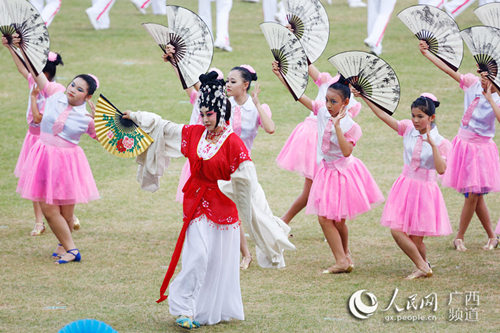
[1,0,500,332]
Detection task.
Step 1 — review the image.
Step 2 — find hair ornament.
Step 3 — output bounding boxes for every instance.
[240,64,256,74]
[48,52,57,62]
[208,67,224,80]
[420,92,437,102]
[87,74,100,89]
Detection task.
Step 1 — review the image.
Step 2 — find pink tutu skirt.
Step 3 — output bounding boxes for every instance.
[175,160,191,203]
[306,156,384,221]
[381,165,452,237]
[276,116,319,180]
[14,126,40,178]
[16,133,99,205]
[443,128,500,194]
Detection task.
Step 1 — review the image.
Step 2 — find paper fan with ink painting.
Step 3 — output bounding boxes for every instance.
[328,51,400,115]
[475,3,500,29]
[59,319,117,333]
[461,26,500,91]
[398,5,463,72]
[143,6,213,89]
[260,22,308,101]
[94,94,154,158]
[1,0,49,77]
[282,0,329,64]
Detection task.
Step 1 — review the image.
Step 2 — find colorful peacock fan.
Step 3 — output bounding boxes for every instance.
[94,94,154,158]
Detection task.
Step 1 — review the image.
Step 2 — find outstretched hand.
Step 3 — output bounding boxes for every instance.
[163,44,175,62]
[418,40,429,55]
[422,124,435,146]
[350,86,361,98]
[86,100,96,118]
[251,83,261,105]
[123,110,132,119]
[332,107,347,127]
[271,60,281,77]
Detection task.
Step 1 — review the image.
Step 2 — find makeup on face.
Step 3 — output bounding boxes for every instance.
[325,89,348,117]
[66,78,89,106]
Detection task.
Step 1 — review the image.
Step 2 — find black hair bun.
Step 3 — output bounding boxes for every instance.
[251,72,258,81]
[55,54,64,66]
[338,74,350,86]
[199,71,219,85]
[433,100,440,108]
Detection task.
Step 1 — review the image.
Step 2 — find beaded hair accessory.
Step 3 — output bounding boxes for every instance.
[198,81,227,129]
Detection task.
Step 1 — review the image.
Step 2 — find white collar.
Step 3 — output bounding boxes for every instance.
[58,93,88,114]
[230,94,254,111]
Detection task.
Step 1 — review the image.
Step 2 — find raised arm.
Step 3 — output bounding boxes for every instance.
[423,125,447,175]
[162,45,199,98]
[30,86,43,124]
[332,108,353,157]
[272,60,313,111]
[12,36,48,90]
[2,34,29,80]
[419,40,461,83]
[482,76,500,123]
[351,86,398,132]
[308,63,321,83]
[251,83,275,134]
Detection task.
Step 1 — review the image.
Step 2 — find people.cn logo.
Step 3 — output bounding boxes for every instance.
[348,290,378,319]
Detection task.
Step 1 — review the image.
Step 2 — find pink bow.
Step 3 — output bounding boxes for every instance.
[233,106,242,136]
[410,135,423,170]
[461,96,480,127]
[52,105,73,135]
[321,118,334,154]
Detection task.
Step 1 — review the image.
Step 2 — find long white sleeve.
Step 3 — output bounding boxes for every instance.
[219,161,295,268]
[130,111,184,192]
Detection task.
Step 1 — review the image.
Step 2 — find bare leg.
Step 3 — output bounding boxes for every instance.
[409,235,427,263]
[319,216,348,270]
[30,201,46,236]
[281,178,313,224]
[455,194,479,240]
[391,229,428,272]
[475,195,496,238]
[40,203,78,263]
[333,219,349,254]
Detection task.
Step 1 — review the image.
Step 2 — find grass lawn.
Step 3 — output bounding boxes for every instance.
[1,0,499,332]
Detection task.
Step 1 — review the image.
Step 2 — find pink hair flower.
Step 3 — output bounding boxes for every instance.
[208,67,224,80]
[48,52,57,62]
[420,92,437,102]
[240,64,255,74]
[87,74,100,89]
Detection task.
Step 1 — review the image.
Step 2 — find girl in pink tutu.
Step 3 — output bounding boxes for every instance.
[13,36,100,264]
[419,40,500,251]
[2,35,64,236]
[273,62,384,273]
[276,64,361,225]
[355,90,452,279]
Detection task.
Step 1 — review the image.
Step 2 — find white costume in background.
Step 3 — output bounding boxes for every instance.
[85,0,117,30]
[199,0,233,51]
[263,0,278,22]
[419,0,500,17]
[29,0,61,27]
[364,0,397,56]
[131,0,167,15]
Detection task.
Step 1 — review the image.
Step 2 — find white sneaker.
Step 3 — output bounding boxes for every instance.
[348,0,367,8]
[85,8,100,30]
[131,0,147,15]
[214,39,233,52]
[364,38,382,56]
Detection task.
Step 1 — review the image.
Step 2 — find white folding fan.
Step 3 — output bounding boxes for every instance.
[3,0,49,77]
[474,3,500,29]
[398,5,463,72]
[329,51,400,115]
[143,6,213,89]
[282,0,329,64]
[260,22,308,101]
[461,26,500,91]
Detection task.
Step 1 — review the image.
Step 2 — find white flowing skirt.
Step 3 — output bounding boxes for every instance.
[168,215,244,325]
